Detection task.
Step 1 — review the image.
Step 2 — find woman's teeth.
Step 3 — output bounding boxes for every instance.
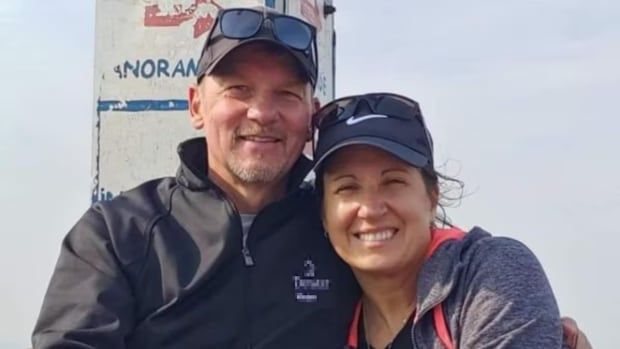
[357,230,395,242]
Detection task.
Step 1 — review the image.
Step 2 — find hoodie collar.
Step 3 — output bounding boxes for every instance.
[414,227,491,322]
[414,228,466,322]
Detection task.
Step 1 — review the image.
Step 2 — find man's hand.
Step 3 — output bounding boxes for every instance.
[562,317,592,349]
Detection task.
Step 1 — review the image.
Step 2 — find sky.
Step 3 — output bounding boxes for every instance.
[1,0,618,348]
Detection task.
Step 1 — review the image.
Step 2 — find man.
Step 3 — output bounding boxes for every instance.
[33,6,358,348]
[33,5,591,349]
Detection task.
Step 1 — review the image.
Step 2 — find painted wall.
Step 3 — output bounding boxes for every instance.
[92,0,335,202]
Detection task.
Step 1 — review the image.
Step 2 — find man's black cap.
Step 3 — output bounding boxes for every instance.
[196,6,317,87]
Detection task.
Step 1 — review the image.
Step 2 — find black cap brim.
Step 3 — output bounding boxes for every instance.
[198,36,316,87]
[312,136,430,174]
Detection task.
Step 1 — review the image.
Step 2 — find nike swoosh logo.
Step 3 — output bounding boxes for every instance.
[345,114,388,126]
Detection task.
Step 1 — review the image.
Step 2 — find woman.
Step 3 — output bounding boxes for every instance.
[312,92,565,348]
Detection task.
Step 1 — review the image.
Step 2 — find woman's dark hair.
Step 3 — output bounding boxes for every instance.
[315,162,464,227]
[420,165,464,227]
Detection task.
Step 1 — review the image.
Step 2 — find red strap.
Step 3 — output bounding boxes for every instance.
[345,228,465,348]
[346,300,363,348]
[425,227,465,260]
[427,227,464,349]
[434,303,455,349]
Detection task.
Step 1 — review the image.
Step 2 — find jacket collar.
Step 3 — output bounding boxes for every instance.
[414,227,490,322]
[413,228,465,322]
[175,137,313,193]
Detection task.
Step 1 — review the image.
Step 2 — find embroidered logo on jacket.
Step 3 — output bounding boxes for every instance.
[293,259,331,303]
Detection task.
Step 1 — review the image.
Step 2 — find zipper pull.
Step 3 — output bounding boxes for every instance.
[242,246,255,266]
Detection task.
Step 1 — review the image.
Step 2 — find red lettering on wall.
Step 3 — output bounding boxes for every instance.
[144,0,221,38]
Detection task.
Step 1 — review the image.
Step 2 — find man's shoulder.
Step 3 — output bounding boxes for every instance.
[94,176,177,217]
[86,177,178,258]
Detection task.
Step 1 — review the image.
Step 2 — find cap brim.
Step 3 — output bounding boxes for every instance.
[312,136,430,173]
[203,37,315,85]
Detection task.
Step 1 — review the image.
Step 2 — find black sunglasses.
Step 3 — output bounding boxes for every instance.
[211,8,317,53]
[313,93,434,152]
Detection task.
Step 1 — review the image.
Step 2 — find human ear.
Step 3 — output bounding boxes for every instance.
[312,97,321,114]
[308,97,322,141]
[430,186,440,224]
[188,84,204,130]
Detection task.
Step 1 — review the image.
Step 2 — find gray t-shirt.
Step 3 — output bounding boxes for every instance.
[240,213,256,241]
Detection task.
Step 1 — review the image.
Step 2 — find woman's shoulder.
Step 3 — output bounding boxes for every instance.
[450,226,562,347]
[457,227,553,295]
[460,226,540,267]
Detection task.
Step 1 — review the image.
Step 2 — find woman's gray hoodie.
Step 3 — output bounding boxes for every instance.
[411,226,562,348]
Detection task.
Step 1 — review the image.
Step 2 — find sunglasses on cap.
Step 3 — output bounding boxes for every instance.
[215,7,316,51]
[313,92,434,152]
